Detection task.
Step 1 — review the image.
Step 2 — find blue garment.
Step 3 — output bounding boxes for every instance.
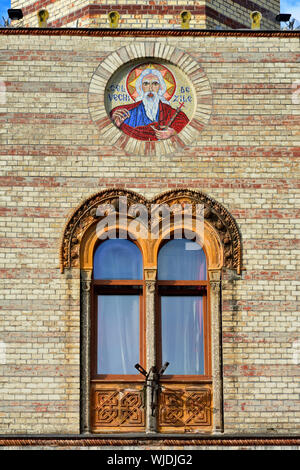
[124,101,159,127]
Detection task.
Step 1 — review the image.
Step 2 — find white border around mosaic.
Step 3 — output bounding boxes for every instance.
[88,42,213,156]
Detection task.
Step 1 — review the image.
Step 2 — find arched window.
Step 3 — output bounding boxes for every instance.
[91,239,145,379]
[157,239,209,378]
[62,189,242,435]
[93,238,143,280]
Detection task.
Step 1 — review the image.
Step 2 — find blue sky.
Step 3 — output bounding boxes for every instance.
[0,0,299,24]
[0,0,10,21]
[281,0,300,23]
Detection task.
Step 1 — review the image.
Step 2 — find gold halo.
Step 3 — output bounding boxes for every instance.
[126,63,176,102]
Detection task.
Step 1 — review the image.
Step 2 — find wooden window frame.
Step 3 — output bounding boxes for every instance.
[90,280,146,383]
[156,280,212,384]
[91,238,212,383]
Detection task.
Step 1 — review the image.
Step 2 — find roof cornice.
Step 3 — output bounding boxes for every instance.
[0,27,299,37]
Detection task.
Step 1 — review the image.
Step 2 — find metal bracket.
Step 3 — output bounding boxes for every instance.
[135,362,169,416]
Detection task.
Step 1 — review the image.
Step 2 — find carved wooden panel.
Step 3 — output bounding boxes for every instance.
[91,383,145,432]
[158,384,212,433]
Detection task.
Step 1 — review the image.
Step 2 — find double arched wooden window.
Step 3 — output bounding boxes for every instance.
[61,188,242,434]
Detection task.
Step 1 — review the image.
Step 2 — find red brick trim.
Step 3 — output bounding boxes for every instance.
[21,0,276,23]
[229,0,278,18]
[1,28,298,38]
[243,270,299,281]
[1,176,299,190]
[22,0,56,16]
[49,5,246,29]
[87,4,206,16]
[42,4,246,29]
[205,6,246,29]
[0,437,299,447]
[1,146,299,160]
[224,364,300,377]
[46,4,246,29]
[0,174,299,188]
[49,5,89,27]
[1,206,298,220]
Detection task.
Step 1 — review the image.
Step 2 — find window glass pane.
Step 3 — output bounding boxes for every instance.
[93,239,143,279]
[158,239,206,280]
[97,295,139,375]
[161,296,204,375]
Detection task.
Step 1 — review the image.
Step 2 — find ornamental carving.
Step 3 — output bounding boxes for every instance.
[151,189,242,274]
[60,189,147,272]
[91,385,145,432]
[60,188,242,274]
[158,385,212,432]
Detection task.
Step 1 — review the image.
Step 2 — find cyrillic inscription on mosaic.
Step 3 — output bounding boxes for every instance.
[106,62,194,141]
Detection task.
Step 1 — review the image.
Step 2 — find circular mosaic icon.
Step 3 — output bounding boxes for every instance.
[88,45,213,155]
[105,61,196,142]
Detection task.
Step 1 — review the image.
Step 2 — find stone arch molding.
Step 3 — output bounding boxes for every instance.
[60,189,242,275]
[88,42,212,156]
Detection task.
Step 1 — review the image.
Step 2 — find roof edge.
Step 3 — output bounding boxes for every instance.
[0,27,299,37]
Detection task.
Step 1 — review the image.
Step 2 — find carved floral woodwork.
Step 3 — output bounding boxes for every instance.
[91,383,212,433]
[91,384,145,432]
[60,189,147,272]
[60,188,242,274]
[158,384,212,432]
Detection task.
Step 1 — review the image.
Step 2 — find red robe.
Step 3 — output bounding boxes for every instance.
[110,100,189,141]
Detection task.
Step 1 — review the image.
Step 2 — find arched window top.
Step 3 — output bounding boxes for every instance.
[93,239,143,280]
[158,238,207,281]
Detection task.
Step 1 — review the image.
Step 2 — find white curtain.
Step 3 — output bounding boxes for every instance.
[97,295,139,375]
[161,296,204,375]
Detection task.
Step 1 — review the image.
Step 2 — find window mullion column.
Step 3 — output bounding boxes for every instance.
[80,268,92,434]
[145,268,157,433]
[209,269,223,433]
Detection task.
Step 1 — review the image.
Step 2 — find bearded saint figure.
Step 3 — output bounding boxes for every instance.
[110,68,189,141]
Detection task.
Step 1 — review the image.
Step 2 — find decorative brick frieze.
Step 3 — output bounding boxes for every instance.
[0,29,297,37]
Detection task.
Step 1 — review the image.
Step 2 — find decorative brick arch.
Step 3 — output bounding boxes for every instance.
[150,189,242,274]
[60,188,147,273]
[60,188,242,275]
[88,42,213,156]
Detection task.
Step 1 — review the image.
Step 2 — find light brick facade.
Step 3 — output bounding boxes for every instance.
[11,0,280,30]
[0,24,299,448]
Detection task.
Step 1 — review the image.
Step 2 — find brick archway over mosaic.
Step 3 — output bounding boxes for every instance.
[88,43,213,156]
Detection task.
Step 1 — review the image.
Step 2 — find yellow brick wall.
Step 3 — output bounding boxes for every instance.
[0,31,299,434]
